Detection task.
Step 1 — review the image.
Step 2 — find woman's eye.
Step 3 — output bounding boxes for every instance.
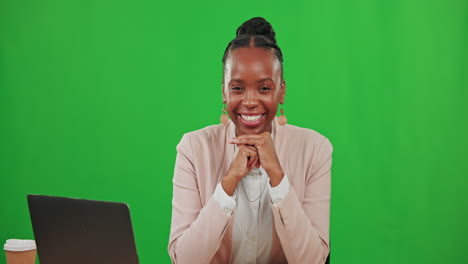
[231,86,242,91]
[260,86,271,91]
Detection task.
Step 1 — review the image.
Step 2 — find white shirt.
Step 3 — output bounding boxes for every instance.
[214,164,290,264]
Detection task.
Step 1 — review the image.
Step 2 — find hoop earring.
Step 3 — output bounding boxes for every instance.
[277,104,287,126]
[220,104,228,125]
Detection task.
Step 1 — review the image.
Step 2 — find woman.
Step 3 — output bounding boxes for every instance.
[168,17,332,264]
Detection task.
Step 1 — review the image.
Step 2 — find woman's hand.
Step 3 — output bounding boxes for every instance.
[222,145,259,195]
[228,132,284,187]
[229,144,260,180]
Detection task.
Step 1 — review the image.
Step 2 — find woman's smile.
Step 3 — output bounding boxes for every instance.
[237,113,266,128]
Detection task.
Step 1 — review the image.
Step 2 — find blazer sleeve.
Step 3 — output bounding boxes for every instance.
[168,133,231,264]
[271,136,333,264]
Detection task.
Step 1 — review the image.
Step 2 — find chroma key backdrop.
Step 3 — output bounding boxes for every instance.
[1,0,467,263]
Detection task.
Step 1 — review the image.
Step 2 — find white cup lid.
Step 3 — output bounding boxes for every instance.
[4,239,36,252]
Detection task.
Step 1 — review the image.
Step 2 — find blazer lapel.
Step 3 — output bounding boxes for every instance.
[272,117,289,178]
[219,120,236,181]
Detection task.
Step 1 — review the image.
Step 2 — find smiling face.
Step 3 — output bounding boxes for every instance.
[223,46,285,136]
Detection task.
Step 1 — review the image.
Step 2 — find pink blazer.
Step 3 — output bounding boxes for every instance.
[168,118,333,264]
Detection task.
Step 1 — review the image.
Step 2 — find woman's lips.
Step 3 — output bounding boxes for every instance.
[237,113,266,127]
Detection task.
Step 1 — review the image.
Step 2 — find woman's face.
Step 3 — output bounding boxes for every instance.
[223,47,285,136]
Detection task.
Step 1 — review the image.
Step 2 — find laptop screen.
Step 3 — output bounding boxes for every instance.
[27,194,139,264]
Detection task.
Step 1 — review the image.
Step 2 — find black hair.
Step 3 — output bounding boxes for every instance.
[222,17,284,77]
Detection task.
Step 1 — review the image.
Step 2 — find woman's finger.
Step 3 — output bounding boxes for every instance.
[229,133,272,149]
[254,156,260,169]
[248,153,258,168]
[244,146,258,168]
[249,150,259,168]
[240,146,255,157]
[229,137,263,147]
[246,152,253,167]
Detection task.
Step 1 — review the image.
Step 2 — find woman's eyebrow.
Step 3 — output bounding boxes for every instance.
[256,78,274,83]
[230,78,274,84]
[230,78,245,83]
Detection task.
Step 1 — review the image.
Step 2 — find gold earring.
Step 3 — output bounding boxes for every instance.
[220,103,228,125]
[277,104,287,126]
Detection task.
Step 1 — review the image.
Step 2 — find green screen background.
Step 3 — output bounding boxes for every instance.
[1,0,467,263]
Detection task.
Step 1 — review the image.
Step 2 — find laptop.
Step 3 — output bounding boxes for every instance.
[27,194,139,264]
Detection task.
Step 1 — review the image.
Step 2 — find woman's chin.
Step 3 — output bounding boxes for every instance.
[233,117,273,135]
[237,128,263,135]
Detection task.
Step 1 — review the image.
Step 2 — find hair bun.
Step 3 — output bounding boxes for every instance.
[236,17,277,43]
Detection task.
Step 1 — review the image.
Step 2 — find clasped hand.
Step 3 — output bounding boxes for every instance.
[226,132,284,187]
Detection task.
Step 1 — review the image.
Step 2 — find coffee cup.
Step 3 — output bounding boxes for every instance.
[4,239,36,264]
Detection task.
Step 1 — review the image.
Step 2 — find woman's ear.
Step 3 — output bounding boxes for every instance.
[280,79,286,104]
[221,83,227,103]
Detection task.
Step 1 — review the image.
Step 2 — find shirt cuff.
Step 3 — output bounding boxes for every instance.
[214,182,237,216]
[269,174,290,205]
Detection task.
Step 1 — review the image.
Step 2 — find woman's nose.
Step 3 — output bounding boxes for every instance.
[242,97,259,108]
[241,88,259,108]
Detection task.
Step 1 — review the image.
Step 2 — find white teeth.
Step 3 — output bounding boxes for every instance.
[241,114,262,122]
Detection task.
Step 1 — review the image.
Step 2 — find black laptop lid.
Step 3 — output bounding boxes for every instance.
[27,194,139,264]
